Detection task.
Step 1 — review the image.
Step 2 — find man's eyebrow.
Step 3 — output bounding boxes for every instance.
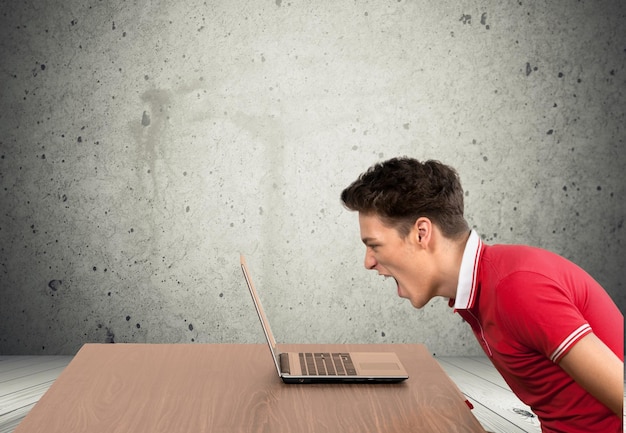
[361,237,377,245]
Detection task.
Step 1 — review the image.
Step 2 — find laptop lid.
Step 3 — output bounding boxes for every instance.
[240,255,282,376]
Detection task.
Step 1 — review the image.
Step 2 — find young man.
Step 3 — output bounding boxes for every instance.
[340,157,623,433]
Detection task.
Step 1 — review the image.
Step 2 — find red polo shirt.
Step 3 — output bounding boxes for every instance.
[452,231,623,433]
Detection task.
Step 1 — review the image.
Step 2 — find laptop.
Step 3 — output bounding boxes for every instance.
[240,255,409,384]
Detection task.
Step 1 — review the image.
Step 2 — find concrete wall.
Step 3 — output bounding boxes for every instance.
[1,0,624,355]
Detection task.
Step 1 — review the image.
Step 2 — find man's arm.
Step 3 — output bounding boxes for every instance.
[558,332,623,417]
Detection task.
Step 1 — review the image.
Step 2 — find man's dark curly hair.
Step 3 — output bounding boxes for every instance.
[341,157,469,239]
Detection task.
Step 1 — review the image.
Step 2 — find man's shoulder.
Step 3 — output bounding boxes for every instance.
[480,242,583,281]
[477,243,595,313]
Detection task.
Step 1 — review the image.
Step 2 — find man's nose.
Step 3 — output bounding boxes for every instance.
[364,250,377,270]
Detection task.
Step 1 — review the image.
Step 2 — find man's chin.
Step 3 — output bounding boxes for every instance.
[407,296,430,309]
[397,283,431,309]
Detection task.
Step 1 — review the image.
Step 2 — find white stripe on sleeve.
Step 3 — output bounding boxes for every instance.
[549,324,592,363]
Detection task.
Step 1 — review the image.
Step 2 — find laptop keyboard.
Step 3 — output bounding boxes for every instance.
[298,352,357,376]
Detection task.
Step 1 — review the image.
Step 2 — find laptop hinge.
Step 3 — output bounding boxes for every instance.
[279,353,291,375]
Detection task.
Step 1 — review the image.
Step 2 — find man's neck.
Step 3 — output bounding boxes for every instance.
[433,230,472,300]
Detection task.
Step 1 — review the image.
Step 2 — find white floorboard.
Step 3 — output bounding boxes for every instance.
[0,356,71,433]
[437,357,541,433]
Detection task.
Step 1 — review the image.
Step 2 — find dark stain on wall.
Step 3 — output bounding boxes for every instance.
[48,279,62,291]
[105,328,115,343]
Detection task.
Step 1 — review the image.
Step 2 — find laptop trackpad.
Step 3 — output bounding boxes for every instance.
[350,352,407,376]
[359,362,401,371]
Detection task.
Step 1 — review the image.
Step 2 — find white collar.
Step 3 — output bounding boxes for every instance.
[452,230,483,309]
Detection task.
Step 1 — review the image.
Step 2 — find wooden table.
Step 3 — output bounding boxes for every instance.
[14,343,486,433]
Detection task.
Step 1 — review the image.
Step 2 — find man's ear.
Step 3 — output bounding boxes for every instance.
[414,217,432,246]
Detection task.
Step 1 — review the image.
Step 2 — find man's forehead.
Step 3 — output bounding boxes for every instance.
[358,213,394,238]
[358,211,419,241]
